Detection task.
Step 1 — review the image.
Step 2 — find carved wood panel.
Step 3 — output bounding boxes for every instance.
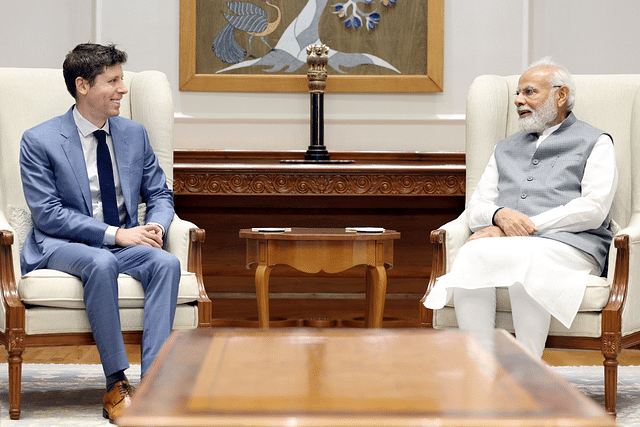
[175,172,465,196]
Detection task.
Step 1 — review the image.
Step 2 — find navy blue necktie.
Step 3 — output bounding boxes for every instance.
[94,130,120,227]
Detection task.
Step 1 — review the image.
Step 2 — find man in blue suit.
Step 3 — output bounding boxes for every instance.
[19,43,180,421]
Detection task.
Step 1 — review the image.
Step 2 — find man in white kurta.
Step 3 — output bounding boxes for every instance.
[423,59,618,358]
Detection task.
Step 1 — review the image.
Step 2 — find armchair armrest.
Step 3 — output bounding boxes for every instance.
[607,216,640,337]
[420,212,471,327]
[0,212,26,336]
[0,210,11,234]
[424,212,470,291]
[164,214,196,269]
[438,213,472,273]
[164,214,211,327]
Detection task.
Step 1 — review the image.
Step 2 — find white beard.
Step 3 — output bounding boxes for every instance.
[518,93,558,134]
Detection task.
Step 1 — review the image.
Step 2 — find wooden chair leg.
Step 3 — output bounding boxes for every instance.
[8,348,23,420]
[603,355,618,417]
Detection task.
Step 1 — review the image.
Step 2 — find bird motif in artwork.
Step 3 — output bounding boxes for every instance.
[216,0,400,76]
[212,0,282,64]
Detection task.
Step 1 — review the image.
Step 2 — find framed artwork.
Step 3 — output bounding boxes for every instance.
[179,0,443,93]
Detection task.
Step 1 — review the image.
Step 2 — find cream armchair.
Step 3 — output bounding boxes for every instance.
[420,74,640,416]
[0,68,212,420]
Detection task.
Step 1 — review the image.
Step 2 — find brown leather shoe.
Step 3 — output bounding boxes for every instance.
[102,380,134,422]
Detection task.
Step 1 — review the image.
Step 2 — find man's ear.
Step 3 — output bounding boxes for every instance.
[75,76,89,96]
[556,85,570,108]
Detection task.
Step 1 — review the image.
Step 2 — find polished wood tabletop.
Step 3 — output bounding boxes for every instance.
[240,228,401,328]
[118,328,614,427]
[239,227,401,241]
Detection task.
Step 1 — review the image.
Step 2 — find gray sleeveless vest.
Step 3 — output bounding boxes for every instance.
[493,112,613,271]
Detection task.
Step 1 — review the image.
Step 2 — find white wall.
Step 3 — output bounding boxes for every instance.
[1,0,639,152]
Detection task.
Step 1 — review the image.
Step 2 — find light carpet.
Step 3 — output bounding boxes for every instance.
[0,363,141,426]
[0,363,639,426]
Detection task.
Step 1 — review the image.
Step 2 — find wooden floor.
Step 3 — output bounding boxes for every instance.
[2,297,640,367]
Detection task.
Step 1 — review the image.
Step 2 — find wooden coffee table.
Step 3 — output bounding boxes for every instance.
[117,328,613,427]
[239,227,401,328]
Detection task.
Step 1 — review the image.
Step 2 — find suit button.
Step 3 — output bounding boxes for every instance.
[527,176,534,181]
[521,193,527,199]
[532,159,539,165]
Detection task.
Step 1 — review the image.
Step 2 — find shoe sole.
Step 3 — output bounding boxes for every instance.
[103,407,115,424]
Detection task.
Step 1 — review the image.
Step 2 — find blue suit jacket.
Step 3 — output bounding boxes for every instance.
[19,107,175,275]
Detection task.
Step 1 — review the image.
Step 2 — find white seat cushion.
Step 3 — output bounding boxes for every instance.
[445,274,611,312]
[18,269,200,309]
[436,274,611,338]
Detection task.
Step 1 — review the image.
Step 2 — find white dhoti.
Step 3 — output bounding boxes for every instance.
[423,236,599,329]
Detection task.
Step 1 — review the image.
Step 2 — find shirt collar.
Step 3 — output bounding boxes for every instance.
[541,111,576,138]
[541,122,562,137]
[72,105,111,138]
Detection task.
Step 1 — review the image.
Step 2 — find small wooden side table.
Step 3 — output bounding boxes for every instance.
[239,228,400,328]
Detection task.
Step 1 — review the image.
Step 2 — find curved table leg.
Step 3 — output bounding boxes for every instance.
[255,265,273,329]
[365,265,372,326]
[365,265,387,328]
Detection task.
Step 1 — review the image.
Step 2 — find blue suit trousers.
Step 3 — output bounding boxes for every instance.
[46,243,180,377]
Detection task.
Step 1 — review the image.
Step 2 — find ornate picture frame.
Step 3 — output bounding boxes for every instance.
[179,0,443,93]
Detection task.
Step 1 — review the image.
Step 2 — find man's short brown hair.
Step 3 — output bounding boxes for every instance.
[63,43,127,99]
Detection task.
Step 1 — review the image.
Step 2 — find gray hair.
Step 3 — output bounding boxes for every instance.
[527,57,576,111]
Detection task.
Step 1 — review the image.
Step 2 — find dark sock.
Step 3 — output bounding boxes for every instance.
[106,370,128,392]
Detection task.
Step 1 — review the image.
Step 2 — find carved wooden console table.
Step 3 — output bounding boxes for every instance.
[173,150,465,327]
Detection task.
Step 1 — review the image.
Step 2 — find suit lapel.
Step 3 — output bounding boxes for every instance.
[109,118,134,222]
[60,108,93,215]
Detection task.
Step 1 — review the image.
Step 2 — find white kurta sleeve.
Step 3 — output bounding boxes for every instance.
[531,134,617,233]
[466,152,501,232]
